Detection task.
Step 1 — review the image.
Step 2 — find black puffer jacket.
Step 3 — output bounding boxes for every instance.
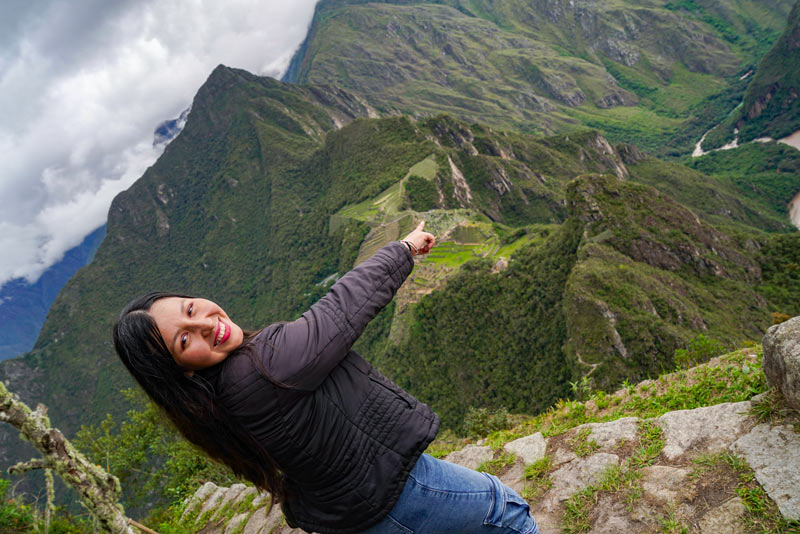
[201,241,440,533]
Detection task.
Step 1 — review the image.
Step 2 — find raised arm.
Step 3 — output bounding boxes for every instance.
[254,223,435,390]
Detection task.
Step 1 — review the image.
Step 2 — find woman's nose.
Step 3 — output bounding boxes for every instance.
[188,316,215,334]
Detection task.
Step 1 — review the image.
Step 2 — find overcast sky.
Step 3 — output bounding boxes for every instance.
[0,0,319,285]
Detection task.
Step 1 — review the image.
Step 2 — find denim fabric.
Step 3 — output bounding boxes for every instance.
[360,454,538,534]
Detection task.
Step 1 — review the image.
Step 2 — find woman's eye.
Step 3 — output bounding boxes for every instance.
[187,303,193,317]
[181,333,188,349]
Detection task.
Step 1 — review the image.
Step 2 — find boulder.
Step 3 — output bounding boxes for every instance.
[444,444,494,470]
[732,423,800,520]
[224,512,250,534]
[182,481,218,521]
[197,486,226,523]
[658,401,752,460]
[542,452,620,511]
[503,432,547,464]
[639,465,692,506]
[762,316,800,412]
[578,417,639,450]
[588,495,641,533]
[212,483,249,520]
[243,503,281,534]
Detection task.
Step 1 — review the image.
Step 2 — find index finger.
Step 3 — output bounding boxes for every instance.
[416,220,425,231]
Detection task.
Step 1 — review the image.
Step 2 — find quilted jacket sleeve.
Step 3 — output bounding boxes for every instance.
[252,241,414,391]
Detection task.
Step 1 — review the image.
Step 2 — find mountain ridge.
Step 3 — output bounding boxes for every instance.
[284,0,795,153]
[1,2,799,518]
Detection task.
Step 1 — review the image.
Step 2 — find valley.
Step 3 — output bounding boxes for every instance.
[0,0,799,526]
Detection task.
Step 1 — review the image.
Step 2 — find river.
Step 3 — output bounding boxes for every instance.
[692,125,800,229]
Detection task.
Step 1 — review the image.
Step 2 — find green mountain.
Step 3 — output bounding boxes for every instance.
[2,1,799,508]
[284,0,794,154]
[356,169,798,426]
[703,0,800,148]
[0,69,651,445]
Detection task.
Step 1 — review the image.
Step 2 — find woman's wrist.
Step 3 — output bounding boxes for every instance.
[400,240,418,256]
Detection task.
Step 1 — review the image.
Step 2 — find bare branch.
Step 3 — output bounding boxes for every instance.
[8,458,50,474]
[129,518,161,534]
[0,380,135,534]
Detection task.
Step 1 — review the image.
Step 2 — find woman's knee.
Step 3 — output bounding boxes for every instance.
[483,475,538,534]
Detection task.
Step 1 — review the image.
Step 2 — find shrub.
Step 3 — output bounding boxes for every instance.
[404,174,439,211]
[673,334,727,369]
[464,407,511,437]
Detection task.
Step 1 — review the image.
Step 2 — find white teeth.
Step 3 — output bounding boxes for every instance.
[216,322,226,345]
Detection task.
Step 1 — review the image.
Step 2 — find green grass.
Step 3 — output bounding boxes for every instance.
[562,104,685,153]
[422,241,483,267]
[336,179,406,220]
[520,456,554,502]
[689,452,800,534]
[562,420,665,533]
[569,427,600,458]
[477,452,517,475]
[510,347,766,440]
[408,154,438,180]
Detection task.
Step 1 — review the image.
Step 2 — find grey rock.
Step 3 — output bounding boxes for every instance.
[762,316,800,412]
[197,486,226,524]
[444,444,493,470]
[640,465,691,506]
[552,446,578,466]
[243,503,281,534]
[252,491,270,509]
[658,401,752,460]
[499,460,526,493]
[503,433,547,464]
[698,497,747,534]
[588,495,640,533]
[212,483,249,519]
[237,486,258,505]
[530,511,562,534]
[225,512,250,534]
[732,423,800,520]
[182,481,218,521]
[579,417,639,450]
[542,453,620,511]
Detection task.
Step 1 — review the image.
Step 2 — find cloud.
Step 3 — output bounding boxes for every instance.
[1,0,319,283]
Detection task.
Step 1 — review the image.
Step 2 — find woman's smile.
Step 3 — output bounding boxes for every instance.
[215,319,231,347]
[149,297,243,370]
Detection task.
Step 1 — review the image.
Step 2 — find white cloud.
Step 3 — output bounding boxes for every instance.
[1,0,319,283]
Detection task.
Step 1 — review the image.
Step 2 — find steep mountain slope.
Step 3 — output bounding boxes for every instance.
[0,68,659,456]
[363,170,792,427]
[703,0,800,148]
[0,67,382,461]
[739,0,800,140]
[1,66,797,495]
[284,0,794,153]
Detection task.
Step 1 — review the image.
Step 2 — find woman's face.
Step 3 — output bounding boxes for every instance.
[149,296,244,370]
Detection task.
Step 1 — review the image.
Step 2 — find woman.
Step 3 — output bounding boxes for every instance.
[114,221,538,534]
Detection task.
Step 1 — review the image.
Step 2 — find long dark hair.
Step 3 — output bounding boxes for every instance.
[112,291,285,500]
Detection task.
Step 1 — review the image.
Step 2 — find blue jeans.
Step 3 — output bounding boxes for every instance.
[362,454,538,534]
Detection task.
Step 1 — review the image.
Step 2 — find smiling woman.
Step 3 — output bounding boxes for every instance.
[148,297,244,372]
[112,221,538,534]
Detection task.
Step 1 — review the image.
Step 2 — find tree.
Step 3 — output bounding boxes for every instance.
[0,380,136,534]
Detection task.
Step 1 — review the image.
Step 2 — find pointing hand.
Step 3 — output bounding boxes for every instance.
[401,221,435,256]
